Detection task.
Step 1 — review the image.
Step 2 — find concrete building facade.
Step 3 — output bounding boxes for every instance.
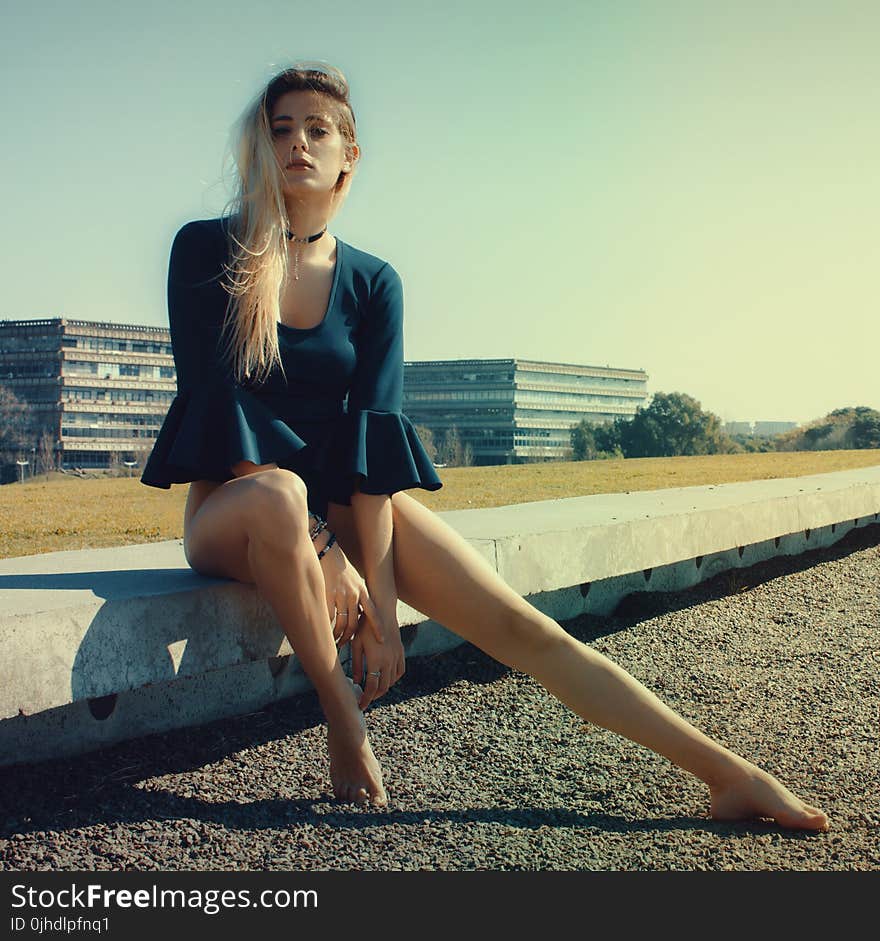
[722,420,801,438]
[0,318,173,476]
[403,358,649,465]
[753,420,799,437]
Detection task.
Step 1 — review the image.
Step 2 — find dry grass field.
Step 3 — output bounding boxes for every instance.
[1,448,879,560]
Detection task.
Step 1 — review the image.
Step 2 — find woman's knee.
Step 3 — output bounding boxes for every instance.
[184,469,311,580]
[247,469,311,545]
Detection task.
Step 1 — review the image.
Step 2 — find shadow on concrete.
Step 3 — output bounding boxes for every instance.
[0,568,224,600]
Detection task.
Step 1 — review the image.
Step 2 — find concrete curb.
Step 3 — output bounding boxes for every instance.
[1,464,878,766]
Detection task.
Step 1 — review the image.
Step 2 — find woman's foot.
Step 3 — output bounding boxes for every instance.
[326,682,387,806]
[708,760,829,831]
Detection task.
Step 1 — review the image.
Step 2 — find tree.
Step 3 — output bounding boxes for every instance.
[571,420,598,460]
[594,421,622,456]
[36,429,58,479]
[0,384,31,480]
[438,425,472,467]
[570,419,623,460]
[618,391,729,458]
[777,406,880,452]
[412,423,437,462]
[851,409,880,449]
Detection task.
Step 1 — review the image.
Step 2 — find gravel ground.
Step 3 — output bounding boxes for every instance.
[1,525,878,871]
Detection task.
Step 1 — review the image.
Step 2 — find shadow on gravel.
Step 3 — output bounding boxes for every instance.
[598,521,880,630]
[0,634,516,838]
[0,643,516,839]
[0,773,822,843]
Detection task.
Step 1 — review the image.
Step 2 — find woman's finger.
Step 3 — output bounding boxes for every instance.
[360,672,381,710]
[334,609,349,647]
[359,592,385,644]
[335,619,349,647]
[338,597,357,646]
[335,601,353,646]
[351,638,364,690]
[329,598,342,642]
[342,597,360,646]
[376,663,392,699]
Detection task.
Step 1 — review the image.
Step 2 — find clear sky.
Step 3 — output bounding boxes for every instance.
[2,0,876,426]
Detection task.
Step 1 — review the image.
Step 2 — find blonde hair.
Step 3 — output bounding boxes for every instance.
[216,61,359,385]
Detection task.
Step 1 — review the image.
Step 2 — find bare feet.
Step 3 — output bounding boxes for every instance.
[326,682,387,806]
[709,761,829,831]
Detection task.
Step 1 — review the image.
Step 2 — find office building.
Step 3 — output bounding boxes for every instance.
[403,358,648,465]
[0,318,173,475]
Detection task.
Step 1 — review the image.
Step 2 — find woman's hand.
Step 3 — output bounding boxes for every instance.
[350,605,405,710]
[316,534,384,648]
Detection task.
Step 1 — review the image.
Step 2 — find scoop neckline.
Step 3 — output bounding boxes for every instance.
[277,237,344,334]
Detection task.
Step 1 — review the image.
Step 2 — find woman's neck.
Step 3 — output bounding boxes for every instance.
[283,198,331,246]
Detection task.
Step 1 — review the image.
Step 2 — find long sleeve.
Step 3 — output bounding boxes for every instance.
[327,261,443,503]
[166,221,233,394]
[140,219,311,489]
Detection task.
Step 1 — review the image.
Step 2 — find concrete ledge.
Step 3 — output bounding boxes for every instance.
[1,464,878,767]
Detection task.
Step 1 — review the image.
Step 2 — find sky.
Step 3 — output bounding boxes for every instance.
[1,0,876,427]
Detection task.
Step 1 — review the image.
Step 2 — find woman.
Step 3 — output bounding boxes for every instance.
[141,61,828,829]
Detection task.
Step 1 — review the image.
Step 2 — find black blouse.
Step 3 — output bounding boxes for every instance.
[140,217,443,518]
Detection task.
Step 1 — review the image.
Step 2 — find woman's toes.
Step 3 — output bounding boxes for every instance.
[775,801,828,830]
[803,807,830,830]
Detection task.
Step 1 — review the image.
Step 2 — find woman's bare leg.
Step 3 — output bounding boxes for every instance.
[185,469,386,804]
[329,492,828,830]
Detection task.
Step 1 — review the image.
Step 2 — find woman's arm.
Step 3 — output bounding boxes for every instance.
[344,262,405,621]
[349,481,405,710]
[350,485,397,624]
[340,261,435,707]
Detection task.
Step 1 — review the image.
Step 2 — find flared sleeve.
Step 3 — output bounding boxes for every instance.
[140,220,311,488]
[326,261,443,503]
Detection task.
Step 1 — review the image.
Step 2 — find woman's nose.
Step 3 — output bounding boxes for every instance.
[289,128,310,148]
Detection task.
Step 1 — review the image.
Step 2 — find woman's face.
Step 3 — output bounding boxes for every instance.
[269,90,352,196]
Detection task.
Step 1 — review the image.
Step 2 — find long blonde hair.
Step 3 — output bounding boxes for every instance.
[217,61,359,386]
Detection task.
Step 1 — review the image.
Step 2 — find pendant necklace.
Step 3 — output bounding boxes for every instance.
[285,225,327,280]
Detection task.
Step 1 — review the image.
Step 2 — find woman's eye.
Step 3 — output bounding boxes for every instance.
[311,127,328,137]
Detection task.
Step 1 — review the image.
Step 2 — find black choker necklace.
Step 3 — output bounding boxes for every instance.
[285,224,328,280]
[285,226,327,243]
